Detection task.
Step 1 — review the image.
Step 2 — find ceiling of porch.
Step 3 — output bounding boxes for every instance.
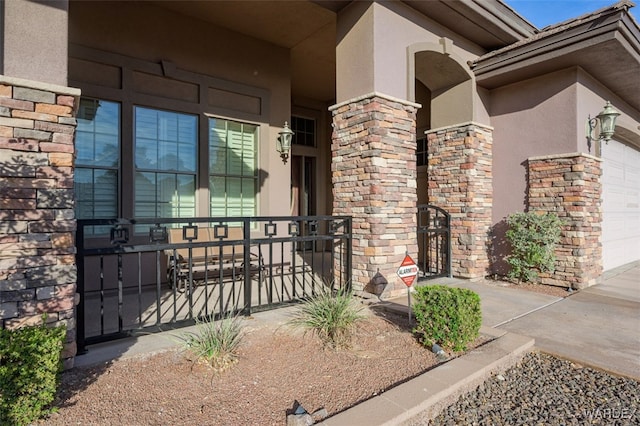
[151,1,534,105]
[152,1,339,103]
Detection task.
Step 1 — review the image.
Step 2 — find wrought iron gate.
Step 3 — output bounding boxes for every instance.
[417,205,451,279]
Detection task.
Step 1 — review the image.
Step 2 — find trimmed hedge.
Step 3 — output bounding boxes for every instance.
[0,321,66,426]
[412,285,481,352]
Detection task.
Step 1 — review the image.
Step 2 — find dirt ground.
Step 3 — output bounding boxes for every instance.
[42,281,570,425]
[44,308,446,425]
[483,277,573,299]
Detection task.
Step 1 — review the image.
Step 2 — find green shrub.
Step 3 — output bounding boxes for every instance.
[0,321,66,426]
[412,285,481,352]
[506,211,564,283]
[180,314,245,372]
[288,287,365,349]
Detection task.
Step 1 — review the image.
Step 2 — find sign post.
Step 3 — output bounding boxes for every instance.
[396,253,419,323]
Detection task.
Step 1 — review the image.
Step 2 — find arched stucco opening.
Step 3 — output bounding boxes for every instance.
[411,48,474,130]
[411,46,474,208]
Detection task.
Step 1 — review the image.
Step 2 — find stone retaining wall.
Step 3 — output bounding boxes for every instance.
[330,93,419,297]
[527,153,602,289]
[0,76,80,368]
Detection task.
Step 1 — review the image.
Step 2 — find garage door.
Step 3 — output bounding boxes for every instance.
[601,139,640,271]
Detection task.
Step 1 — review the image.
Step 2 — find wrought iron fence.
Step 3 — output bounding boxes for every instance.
[76,215,352,352]
[417,205,451,279]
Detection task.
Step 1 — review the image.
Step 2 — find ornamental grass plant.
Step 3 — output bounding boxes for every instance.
[288,287,365,350]
[180,313,245,372]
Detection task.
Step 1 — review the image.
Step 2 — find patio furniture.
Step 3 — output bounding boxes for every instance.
[166,226,263,293]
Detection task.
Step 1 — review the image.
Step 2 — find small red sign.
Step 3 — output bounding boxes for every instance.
[397,254,418,287]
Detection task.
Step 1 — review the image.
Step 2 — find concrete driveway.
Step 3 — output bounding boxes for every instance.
[498,263,640,380]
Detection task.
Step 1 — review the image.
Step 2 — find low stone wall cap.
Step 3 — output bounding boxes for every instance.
[329,92,421,111]
[529,152,602,162]
[0,75,81,97]
[425,121,494,134]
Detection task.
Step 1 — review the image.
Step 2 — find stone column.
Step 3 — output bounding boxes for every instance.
[527,153,602,289]
[0,75,80,369]
[426,123,493,279]
[330,93,419,298]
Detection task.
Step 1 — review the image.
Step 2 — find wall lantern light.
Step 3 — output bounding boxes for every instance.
[586,101,620,152]
[277,121,294,163]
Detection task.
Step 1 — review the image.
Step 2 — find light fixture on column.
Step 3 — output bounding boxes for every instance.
[586,101,620,152]
[277,121,294,163]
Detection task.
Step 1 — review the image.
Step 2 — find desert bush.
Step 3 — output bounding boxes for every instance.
[506,211,564,283]
[0,320,66,426]
[412,285,481,352]
[288,287,365,349]
[180,314,245,372]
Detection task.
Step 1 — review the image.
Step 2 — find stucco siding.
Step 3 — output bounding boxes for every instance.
[490,68,580,223]
[2,0,68,86]
[336,1,490,126]
[336,1,376,104]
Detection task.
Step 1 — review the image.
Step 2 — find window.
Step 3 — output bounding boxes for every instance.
[75,99,120,221]
[134,107,197,218]
[291,116,315,147]
[74,99,260,223]
[417,136,427,167]
[209,118,258,217]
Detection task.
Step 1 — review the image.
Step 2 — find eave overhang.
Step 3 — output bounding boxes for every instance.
[403,0,537,49]
[472,1,640,111]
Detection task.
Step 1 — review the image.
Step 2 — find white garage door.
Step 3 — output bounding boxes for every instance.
[601,139,640,271]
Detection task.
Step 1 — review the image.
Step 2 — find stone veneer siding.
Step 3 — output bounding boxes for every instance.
[426,123,493,279]
[0,76,80,369]
[527,153,603,289]
[330,93,419,297]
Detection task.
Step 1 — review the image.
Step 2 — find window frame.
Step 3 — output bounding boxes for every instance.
[291,115,316,148]
[74,97,122,221]
[133,105,199,219]
[208,116,260,219]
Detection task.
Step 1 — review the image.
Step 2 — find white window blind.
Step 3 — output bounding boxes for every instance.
[209,118,258,218]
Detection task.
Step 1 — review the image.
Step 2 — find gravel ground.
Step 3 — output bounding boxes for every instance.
[410,352,640,425]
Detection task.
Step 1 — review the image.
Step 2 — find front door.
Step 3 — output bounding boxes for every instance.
[291,155,315,217]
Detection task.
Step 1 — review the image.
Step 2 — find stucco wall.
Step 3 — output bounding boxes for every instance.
[1,0,68,86]
[490,68,580,224]
[69,1,293,217]
[491,66,640,225]
[576,68,640,152]
[490,66,640,275]
[336,1,490,125]
[335,1,375,105]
